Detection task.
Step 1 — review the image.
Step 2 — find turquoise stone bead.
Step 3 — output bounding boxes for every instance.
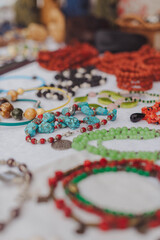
[83,116,100,125]
[78,102,89,108]
[42,113,55,123]
[25,122,38,137]
[96,107,108,115]
[62,107,69,116]
[81,105,94,116]
[64,116,80,129]
[38,122,55,133]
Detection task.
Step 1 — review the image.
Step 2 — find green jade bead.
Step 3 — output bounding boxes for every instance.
[72,127,160,161]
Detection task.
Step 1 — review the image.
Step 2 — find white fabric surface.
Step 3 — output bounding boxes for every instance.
[1,62,160,240]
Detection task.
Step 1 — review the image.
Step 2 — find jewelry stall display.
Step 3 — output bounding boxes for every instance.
[37,42,99,71]
[0,158,32,232]
[72,127,160,161]
[25,102,117,147]
[38,158,160,234]
[0,75,46,93]
[130,102,160,124]
[36,66,107,100]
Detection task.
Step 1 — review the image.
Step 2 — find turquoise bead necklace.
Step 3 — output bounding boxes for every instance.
[72,127,160,161]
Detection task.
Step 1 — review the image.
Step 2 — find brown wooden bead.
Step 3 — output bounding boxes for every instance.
[24,108,37,120]
[0,97,9,106]
[0,102,14,118]
[7,90,18,101]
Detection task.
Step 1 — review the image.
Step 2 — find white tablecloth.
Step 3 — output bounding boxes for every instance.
[1,62,160,240]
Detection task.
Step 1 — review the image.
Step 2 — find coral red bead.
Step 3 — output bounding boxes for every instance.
[94,123,100,129]
[107,115,113,120]
[48,137,54,143]
[73,104,78,110]
[55,171,64,180]
[26,135,31,141]
[31,138,37,144]
[64,207,72,217]
[99,221,110,231]
[80,127,86,133]
[116,217,128,229]
[84,160,92,168]
[101,119,107,125]
[40,138,46,144]
[37,114,43,119]
[65,112,71,116]
[56,134,62,140]
[156,210,160,219]
[55,199,65,209]
[87,125,93,131]
[48,177,57,187]
[100,158,108,167]
[55,111,61,116]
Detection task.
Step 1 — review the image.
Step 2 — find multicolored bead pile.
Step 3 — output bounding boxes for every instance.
[72,127,160,161]
[39,158,160,234]
[25,102,117,145]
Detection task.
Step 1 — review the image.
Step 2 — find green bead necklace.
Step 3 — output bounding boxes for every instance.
[72,127,160,161]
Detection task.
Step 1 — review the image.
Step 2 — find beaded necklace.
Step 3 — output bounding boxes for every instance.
[25,102,117,146]
[0,158,32,232]
[38,158,160,234]
[37,66,107,101]
[72,127,160,161]
[74,90,160,110]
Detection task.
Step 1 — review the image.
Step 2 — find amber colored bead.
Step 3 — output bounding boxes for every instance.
[24,108,37,120]
[7,90,18,101]
[0,102,14,118]
[17,88,24,95]
[36,108,45,115]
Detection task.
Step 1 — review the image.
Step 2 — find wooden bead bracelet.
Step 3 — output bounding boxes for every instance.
[38,158,160,234]
[0,158,32,232]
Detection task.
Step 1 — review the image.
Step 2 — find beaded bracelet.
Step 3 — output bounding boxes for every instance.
[25,102,117,146]
[72,127,160,161]
[5,86,71,121]
[0,98,42,126]
[38,158,160,234]
[142,53,160,81]
[0,75,45,93]
[0,158,32,232]
[131,102,160,124]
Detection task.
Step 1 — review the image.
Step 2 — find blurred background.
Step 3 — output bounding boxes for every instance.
[0,0,160,74]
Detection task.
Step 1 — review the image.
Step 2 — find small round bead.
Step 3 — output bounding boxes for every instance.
[40,138,46,144]
[48,137,54,143]
[11,208,20,218]
[65,112,71,116]
[0,223,5,231]
[17,88,24,95]
[24,108,37,120]
[94,123,100,129]
[7,158,15,167]
[87,125,93,131]
[7,90,18,101]
[101,119,107,125]
[31,138,37,144]
[55,134,62,141]
[55,111,61,116]
[80,127,86,133]
[26,135,31,142]
[36,108,45,115]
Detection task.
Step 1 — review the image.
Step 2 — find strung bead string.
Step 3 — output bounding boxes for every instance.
[72,127,160,161]
[38,158,160,234]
